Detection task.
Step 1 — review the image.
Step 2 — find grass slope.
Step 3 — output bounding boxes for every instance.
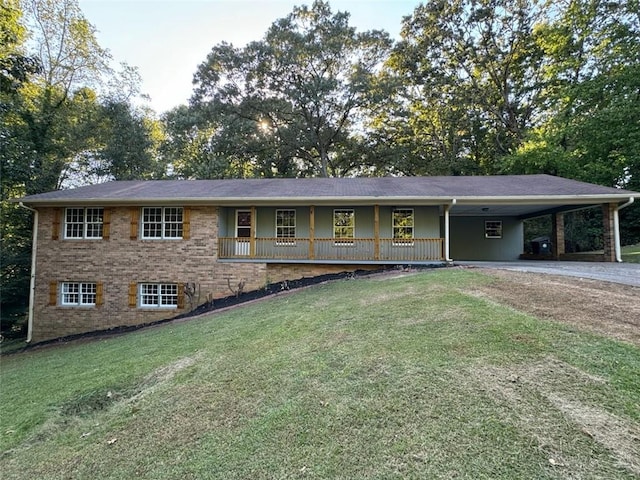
[1,269,639,479]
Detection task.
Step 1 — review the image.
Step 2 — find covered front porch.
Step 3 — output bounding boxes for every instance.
[214,198,632,264]
[217,204,452,263]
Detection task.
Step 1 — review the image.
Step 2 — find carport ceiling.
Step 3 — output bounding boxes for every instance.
[449,203,600,218]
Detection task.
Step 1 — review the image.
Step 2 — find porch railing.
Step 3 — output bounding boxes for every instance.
[218,237,444,262]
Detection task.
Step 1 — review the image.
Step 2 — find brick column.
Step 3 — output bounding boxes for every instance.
[551,212,565,259]
[602,203,616,262]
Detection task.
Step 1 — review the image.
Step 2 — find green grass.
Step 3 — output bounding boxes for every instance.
[622,243,640,263]
[1,269,639,479]
[0,338,27,355]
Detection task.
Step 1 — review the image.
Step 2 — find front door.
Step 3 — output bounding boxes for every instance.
[235,209,252,255]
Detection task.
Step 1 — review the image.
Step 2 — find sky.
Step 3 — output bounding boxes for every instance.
[77,0,423,114]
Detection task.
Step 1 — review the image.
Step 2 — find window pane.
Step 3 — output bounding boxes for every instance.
[62,282,79,304]
[334,210,355,239]
[393,209,414,240]
[142,208,163,238]
[85,208,104,238]
[141,284,159,306]
[80,283,97,305]
[276,210,296,238]
[237,211,251,227]
[65,208,84,238]
[163,207,183,238]
[485,221,503,239]
[160,284,178,306]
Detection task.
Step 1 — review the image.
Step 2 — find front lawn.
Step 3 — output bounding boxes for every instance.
[1,269,639,479]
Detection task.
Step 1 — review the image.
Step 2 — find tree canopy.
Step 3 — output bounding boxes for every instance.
[1,0,164,337]
[173,0,393,178]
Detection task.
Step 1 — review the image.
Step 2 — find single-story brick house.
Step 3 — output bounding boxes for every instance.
[16,174,638,342]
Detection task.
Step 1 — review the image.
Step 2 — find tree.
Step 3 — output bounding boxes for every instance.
[163,103,278,179]
[97,100,164,180]
[381,0,544,175]
[182,0,393,178]
[1,0,40,94]
[505,0,640,244]
[507,0,639,184]
[1,0,120,337]
[0,0,41,337]
[16,0,111,193]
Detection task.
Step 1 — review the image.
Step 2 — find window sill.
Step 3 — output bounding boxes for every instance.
[138,306,178,310]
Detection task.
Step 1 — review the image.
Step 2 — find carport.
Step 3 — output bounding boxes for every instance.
[447,181,637,262]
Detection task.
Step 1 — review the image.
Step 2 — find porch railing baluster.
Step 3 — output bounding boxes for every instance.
[218,237,444,262]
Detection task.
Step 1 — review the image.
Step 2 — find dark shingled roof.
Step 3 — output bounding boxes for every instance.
[17,175,638,205]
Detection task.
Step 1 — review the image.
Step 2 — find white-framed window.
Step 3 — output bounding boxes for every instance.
[275,209,296,244]
[64,207,103,239]
[139,283,178,308]
[334,209,355,245]
[485,220,503,239]
[392,209,414,245]
[61,282,97,306]
[141,207,183,239]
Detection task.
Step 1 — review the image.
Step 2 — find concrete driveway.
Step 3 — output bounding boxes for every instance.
[457,261,640,287]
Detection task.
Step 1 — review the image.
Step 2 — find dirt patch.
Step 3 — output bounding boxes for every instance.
[546,393,640,476]
[471,358,640,477]
[467,269,640,346]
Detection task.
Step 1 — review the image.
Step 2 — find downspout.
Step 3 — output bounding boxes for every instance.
[18,203,38,343]
[614,197,635,262]
[444,199,456,262]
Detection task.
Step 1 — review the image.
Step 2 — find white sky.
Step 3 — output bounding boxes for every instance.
[77,0,423,114]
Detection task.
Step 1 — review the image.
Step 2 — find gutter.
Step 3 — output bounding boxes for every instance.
[13,194,637,208]
[18,203,38,343]
[444,199,457,262]
[614,197,635,262]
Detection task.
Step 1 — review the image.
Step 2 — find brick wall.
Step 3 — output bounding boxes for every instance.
[551,212,565,259]
[33,206,268,342]
[602,203,616,262]
[32,207,389,342]
[266,263,383,284]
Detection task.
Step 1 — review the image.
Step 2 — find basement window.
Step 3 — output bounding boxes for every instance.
[61,282,97,306]
[139,283,178,308]
[485,220,503,239]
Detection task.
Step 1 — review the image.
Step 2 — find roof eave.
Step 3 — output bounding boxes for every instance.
[15,196,453,207]
[14,193,638,208]
[453,194,638,206]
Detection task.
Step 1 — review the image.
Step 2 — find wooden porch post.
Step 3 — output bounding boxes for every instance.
[309,206,315,260]
[250,206,256,257]
[374,204,380,260]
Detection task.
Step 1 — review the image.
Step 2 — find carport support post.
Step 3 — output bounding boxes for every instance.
[551,212,565,260]
[444,202,454,262]
[602,203,616,262]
